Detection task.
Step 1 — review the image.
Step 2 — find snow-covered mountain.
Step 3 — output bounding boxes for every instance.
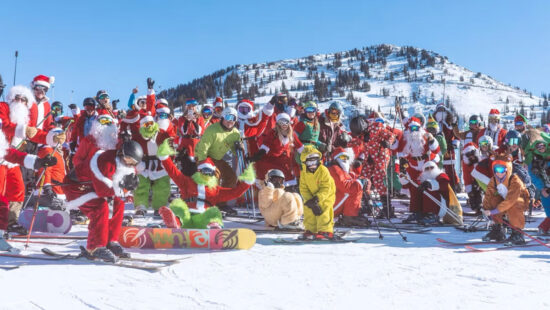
[161,44,547,128]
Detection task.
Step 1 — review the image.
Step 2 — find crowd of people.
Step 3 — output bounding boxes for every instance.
[0,74,548,262]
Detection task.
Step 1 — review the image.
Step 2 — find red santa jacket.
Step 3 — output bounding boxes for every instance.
[175,114,205,153]
[258,128,304,158]
[121,89,157,140]
[391,132,440,171]
[0,148,37,196]
[476,127,507,148]
[161,156,250,212]
[29,98,54,131]
[0,102,49,150]
[328,163,363,209]
[36,146,66,197]
[134,130,172,180]
[237,104,274,156]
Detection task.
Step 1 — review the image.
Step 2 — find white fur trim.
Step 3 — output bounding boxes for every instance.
[462,144,477,155]
[66,192,99,210]
[427,179,440,191]
[147,89,155,95]
[90,150,113,188]
[158,155,169,161]
[196,185,206,212]
[34,80,50,89]
[276,113,291,123]
[471,168,491,186]
[37,101,45,130]
[260,145,270,153]
[429,139,439,151]
[399,176,409,185]
[123,114,140,124]
[197,162,216,171]
[497,183,508,198]
[442,160,454,165]
[157,107,170,114]
[333,193,350,212]
[23,154,37,169]
[15,123,26,139]
[262,103,274,116]
[437,197,447,218]
[140,115,155,126]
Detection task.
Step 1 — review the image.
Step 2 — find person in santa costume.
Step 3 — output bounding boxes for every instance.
[360,116,396,218]
[29,75,56,133]
[235,98,274,160]
[132,113,174,216]
[155,140,256,229]
[155,99,176,137]
[299,145,336,240]
[328,147,370,227]
[0,85,65,233]
[432,103,461,191]
[251,113,304,188]
[64,141,142,262]
[462,142,484,214]
[210,97,224,124]
[257,169,304,230]
[0,129,57,245]
[71,97,98,152]
[121,78,157,140]
[392,116,440,223]
[401,161,463,225]
[482,153,530,245]
[476,108,507,148]
[267,93,297,129]
[175,98,205,161]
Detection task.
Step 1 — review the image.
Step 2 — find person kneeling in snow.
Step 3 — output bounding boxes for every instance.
[156,139,255,229]
[257,169,304,230]
[482,154,530,245]
[299,145,336,240]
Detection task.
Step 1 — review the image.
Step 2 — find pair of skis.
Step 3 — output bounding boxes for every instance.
[437,238,550,252]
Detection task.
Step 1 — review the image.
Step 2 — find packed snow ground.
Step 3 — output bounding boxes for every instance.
[1,202,549,309]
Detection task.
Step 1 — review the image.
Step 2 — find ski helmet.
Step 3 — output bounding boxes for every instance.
[51,101,63,115]
[413,112,426,126]
[504,130,521,146]
[349,116,367,136]
[221,107,238,122]
[120,140,143,165]
[469,114,481,125]
[83,97,96,107]
[478,135,493,149]
[267,169,285,180]
[303,101,318,112]
[329,101,344,114]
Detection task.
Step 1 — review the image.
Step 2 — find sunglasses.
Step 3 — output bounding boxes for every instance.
[223,114,236,122]
[158,112,169,120]
[304,107,317,113]
[409,125,420,132]
[13,95,28,103]
[98,117,113,125]
[493,165,506,174]
[329,109,340,115]
[200,168,215,176]
[515,121,524,126]
[238,106,251,114]
[33,85,48,91]
[98,94,109,100]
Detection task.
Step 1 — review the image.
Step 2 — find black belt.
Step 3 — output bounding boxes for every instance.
[181,134,200,139]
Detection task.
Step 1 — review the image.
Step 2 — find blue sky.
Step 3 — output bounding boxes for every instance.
[1,0,548,109]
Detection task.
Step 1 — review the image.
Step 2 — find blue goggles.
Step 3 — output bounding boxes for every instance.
[223,114,237,122]
[202,108,212,114]
[374,118,384,123]
[515,121,525,126]
[409,125,420,132]
[304,107,317,113]
[186,99,198,106]
[493,165,506,174]
[158,112,169,120]
[507,137,519,146]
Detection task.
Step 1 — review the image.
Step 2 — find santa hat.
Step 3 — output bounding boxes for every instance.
[407,116,422,128]
[140,112,155,126]
[422,161,437,171]
[156,99,170,114]
[213,97,224,109]
[237,99,255,111]
[514,114,527,124]
[276,113,291,123]
[32,75,54,89]
[462,142,479,155]
[197,158,216,171]
[488,109,500,118]
[331,147,348,161]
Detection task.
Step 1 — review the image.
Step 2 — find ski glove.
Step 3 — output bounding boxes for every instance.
[380,140,389,149]
[418,181,432,193]
[120,173,139,191]
[234,140,245,153]
[247,149,266,162]
[305,196,322,216]
[339,131,352,145]
[238,163,256,185]
[352,160,362,170]
[147,77,155,89]
[34,155,58,170]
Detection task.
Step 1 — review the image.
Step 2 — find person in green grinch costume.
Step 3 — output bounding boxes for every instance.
[156,139,256,229]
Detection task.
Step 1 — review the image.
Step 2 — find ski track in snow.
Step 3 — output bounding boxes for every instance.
[1,211,549,309]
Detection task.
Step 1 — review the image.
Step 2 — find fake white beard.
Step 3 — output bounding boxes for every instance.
[112,158,136,197]
[0,130,8,161]
[403,129,427,157]
[9,101,29,126]
[157,118,170,131]
[91,121,118,150]
[419,167,442,183]
[489,123,499,131]
[336,158,350,173]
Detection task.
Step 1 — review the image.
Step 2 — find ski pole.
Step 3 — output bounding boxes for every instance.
[13,51,18,85]
[372,187,407,241]
[363,187,383,240]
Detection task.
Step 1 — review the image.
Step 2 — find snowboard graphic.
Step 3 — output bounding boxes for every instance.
[119,227,256,250]
[18,209,72,234]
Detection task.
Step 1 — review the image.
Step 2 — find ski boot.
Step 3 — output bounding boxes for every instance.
[341,215,371,227]
[153,209,161,218]
[482,224,506,242]
[0,230,19,253]
[88,247,118,263]
[315,231,334,240]
[417,213,440,226]
[134,205,147,217]
[219,205,238,216]
[277,220,304,230]
[402,212,422,224]
[504,230,526,246]
[376,195,396,219]
[299,230,316,240]
[106,241,131,258]
[7,223,28,235]
[159,206,181,229]
[121,215,133,227]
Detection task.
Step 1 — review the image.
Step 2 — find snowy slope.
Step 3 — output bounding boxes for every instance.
[1,207,549,309]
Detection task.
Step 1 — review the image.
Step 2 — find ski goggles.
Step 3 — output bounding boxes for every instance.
[33,85,48,92]
[469,119,479,125]
[304,107,317,113]
[515,121,525,127]
[202,108,212,115]
[199,167,215,176]
[536,142,546,150]
[409,125,420,132]
[13,95,28,103]
[186,99,198,106]
[52,105,62,112]
[479,140,490,147]
[493,165,507,174]
[305,157,320,166]
[238,105,251,114]
[374,118,385,123]
[98,94,109,100]
[97,116,113,125]
[488,117,499,123]
[507,137,519,146]
[277,119,290,125]
[223,114,237,122]
[337,154,349,161]
[142,121,155,128]
[122,155,139,166]
[329,108,340,115]
[157,112,169,120]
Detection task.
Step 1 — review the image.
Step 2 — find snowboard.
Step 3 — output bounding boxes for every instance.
[18,209,72,234]
[119,227,256,250]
